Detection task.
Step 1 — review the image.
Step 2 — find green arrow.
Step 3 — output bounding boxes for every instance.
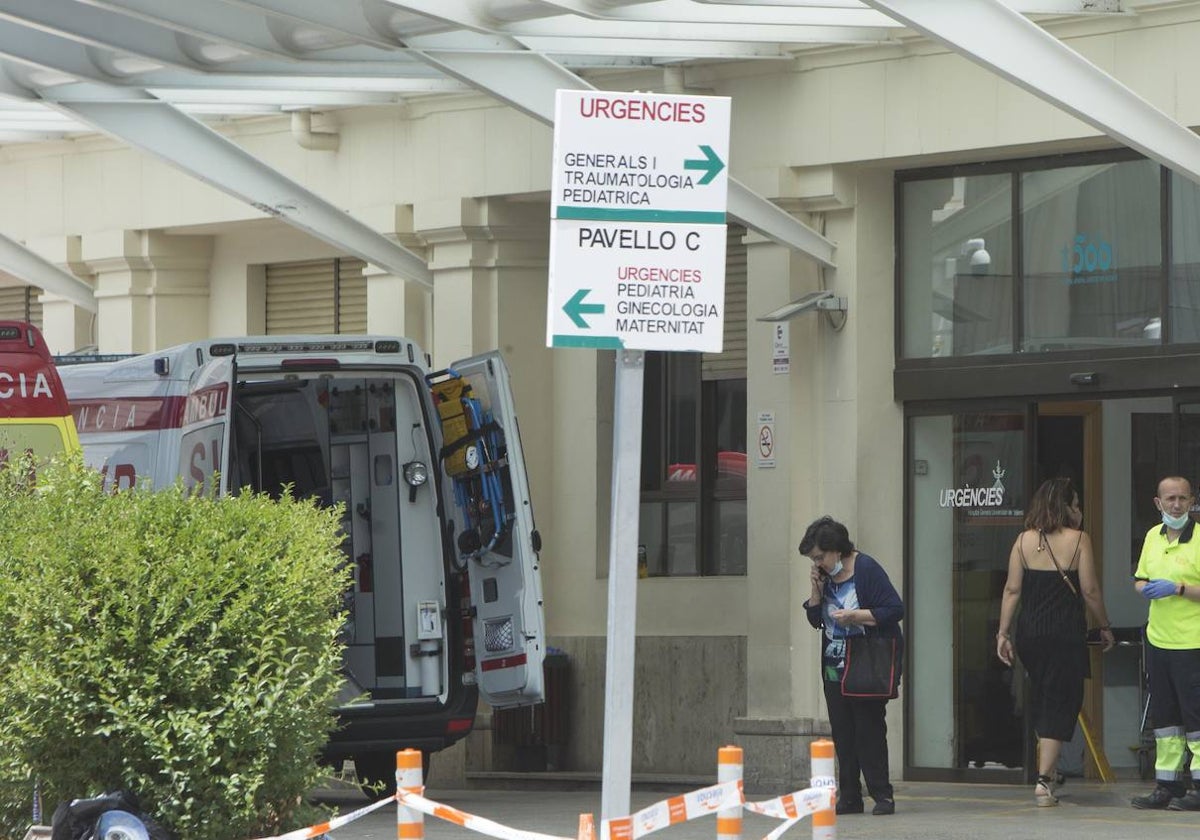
[683,145,725,185]
[564,288,604,329]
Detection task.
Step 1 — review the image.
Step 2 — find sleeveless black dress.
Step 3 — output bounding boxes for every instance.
[1014,533,1088,742]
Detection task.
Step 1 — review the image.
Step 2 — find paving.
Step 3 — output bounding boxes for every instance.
[312,778,1198,840]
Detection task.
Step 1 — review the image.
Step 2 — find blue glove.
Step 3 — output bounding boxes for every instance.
[1142,578,1177,599]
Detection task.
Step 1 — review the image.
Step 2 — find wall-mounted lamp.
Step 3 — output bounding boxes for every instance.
[756,290,847,322]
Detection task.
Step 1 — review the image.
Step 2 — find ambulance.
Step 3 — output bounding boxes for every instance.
[0,321,79,464]
[53,335,546,787]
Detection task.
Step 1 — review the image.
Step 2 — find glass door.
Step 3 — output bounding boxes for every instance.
[906,407,1031,780]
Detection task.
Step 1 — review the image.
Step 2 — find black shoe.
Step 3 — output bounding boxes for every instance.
[1168,790,1200,811]
[1132,785,1178,809]
[835,798,863,815]
[872,799,895,816]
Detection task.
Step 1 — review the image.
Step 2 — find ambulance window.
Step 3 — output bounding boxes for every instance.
[0,424,69,462]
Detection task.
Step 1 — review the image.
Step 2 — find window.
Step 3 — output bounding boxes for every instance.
[637,227,747,577]
[900,173,1012,358]
[639,354,746,576]
[1021,159,1160,351]
[1170,172,1200,342]
[265,257,366,334]
[899,153,1174,358]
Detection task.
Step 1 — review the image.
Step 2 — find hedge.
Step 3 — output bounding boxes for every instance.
[0,456,351,840]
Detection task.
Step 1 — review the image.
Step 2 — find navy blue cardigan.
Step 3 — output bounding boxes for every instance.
[803,552,905,639]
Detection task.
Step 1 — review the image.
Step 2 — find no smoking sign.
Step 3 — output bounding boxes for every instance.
[756,411,775,469]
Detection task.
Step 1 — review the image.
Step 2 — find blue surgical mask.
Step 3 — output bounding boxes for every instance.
[1162,511,1191,530]
[829,559,844,578]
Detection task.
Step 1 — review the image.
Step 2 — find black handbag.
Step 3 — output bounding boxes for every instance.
[841,634,901,698]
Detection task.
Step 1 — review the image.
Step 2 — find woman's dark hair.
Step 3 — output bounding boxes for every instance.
[1024,477,1079,533]
[798,515,855,557]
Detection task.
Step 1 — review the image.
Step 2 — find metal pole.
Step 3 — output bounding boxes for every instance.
[600,348,645,824]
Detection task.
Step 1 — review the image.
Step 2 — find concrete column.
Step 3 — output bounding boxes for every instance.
[364,264,433,351]
[734,228,827,792]
[352,204,432,352]
[840,169,904,783]
[415,196,550,368]
[80,230,213,353]
[25,234,93,354]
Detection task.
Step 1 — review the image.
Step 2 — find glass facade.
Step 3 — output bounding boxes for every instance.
[1171,172,1200,343]
[898,150,1200,780]
[1021,160,1161,351]
[901,174,1012,358]
[899,154,1200,357]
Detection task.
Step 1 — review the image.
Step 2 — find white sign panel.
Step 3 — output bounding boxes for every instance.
[548,89,732,352]
[551,90,731,222]
[772,323,790,375]
[756,411,775,469]
[547,219,726,352]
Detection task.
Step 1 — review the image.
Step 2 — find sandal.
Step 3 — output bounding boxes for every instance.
[1035,776,1059,807]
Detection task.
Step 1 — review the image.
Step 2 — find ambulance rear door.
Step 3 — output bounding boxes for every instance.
[447,351,546,708]
[180,354,235,495]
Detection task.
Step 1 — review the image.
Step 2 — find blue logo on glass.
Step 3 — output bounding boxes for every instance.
[1060,234,1115,284]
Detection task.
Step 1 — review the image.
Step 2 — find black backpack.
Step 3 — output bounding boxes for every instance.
[50,792,170,840]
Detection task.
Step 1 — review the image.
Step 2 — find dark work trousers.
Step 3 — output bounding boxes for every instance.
[823,680,893,803]
[1146,641,1200,792]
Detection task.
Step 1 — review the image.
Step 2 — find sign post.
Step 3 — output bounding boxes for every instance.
[547,89,730,824]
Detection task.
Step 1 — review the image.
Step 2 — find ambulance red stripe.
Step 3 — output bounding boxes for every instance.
[70,396,188,432]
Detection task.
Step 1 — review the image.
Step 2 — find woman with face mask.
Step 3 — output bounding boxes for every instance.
[996,477,1115,806]
[801,515,904,816]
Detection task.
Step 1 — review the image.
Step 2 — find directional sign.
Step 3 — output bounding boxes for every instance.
[547,220,726,352]
[551,90,731,223]
[548,89,731,352]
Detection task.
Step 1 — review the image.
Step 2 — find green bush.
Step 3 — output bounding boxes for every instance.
[0,456,351,840]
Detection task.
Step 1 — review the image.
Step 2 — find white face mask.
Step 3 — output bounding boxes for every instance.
[1162,510,1191,530]
[829,559,844,578]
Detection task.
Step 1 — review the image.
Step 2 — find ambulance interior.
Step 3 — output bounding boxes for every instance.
[228,372,448,702]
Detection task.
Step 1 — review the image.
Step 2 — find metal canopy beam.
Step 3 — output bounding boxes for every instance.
[862,0,1200,187]
[0,230,97,313]
[403,34,837,266]
[28,80,432,289]
[533,0,905,26]
[695,0,1123,11]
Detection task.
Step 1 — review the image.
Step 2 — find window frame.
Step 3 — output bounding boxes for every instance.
[639,351,747,577]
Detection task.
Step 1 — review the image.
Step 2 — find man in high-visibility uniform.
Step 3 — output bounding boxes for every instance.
[1131,475,1200,810]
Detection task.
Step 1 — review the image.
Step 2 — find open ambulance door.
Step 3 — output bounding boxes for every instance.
[179,354,235,496]
[445,351,546,708]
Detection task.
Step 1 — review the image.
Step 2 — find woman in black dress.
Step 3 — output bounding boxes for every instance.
[996,477,1114,806]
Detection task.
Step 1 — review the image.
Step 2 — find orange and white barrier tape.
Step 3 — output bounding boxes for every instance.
[252,791,398,840]
[602,779,743,840]
[396,789,575,840]
[251,746,836,840]
[743,788,835,821]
